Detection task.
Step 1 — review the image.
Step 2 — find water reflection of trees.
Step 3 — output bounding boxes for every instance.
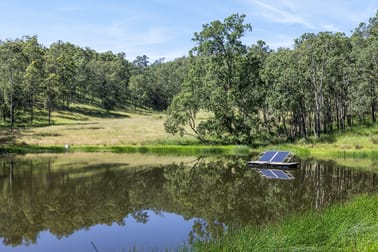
[0,156,377,246]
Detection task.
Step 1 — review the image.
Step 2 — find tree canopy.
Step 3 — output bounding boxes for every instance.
[165,11,378,143]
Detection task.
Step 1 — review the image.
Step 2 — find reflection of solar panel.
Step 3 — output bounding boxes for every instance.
[259,151,277,161]
[274,170,291,179]
[260,169,275,177]
[258,169,294,180]
[271,151,289,162]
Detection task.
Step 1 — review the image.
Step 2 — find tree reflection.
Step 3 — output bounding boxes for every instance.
[0,155,377,246]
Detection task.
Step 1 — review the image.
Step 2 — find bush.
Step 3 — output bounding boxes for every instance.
[370,135,378,144]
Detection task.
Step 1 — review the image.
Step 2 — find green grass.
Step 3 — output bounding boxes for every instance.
[1,104,199,146]
[194,194,378,252]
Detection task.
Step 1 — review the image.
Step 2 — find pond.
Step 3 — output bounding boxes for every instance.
[0,153,377,251]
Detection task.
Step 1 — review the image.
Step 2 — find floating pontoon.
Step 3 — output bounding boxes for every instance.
[248,150,299,169]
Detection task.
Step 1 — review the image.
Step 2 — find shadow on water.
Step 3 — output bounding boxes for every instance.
[0,154,377,250]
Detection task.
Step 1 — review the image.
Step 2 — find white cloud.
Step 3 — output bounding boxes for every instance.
[247,0,316,29]
[102,23,172,46]
[320,24,342,33]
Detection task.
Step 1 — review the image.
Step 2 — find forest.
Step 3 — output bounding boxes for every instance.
[0,12,377,144]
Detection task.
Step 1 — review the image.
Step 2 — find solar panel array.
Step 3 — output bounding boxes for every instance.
[271,151,289,162]
[259,151,277,162]
[258,151,289,163]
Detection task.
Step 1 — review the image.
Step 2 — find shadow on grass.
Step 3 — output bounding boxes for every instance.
[314,134,337,143]
[66,106,130,119]
[0,128,20,145]
[298,134,337,145]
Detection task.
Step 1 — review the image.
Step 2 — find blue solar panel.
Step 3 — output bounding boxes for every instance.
[260,169,275,177]
[259,151,277,162]
[271,151,289,162]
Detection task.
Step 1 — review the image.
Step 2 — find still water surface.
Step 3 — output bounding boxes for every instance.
[0,153,377,251]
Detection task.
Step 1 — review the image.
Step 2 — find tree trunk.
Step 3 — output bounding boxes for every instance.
[30,94,34,124]
[48,106,51,126]
[10,93,14,131]
[300,112,307,138]
[372,102,376,123]
[335,100,340,130]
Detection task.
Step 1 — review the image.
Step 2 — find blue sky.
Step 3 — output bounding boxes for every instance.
[1,0,377,61]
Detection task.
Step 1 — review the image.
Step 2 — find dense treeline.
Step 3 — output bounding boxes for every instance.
[165,12,378,143]
[0,38,188,129]
[0,38,130,128]
[1,12,377,144]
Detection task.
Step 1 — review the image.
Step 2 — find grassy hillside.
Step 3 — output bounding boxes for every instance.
[1,104,198,146]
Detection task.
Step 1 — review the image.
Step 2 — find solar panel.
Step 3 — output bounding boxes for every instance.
[259,151,277,162]
[271,151,289,162]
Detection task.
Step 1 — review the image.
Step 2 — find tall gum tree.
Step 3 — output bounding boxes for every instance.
[165,13,259,143]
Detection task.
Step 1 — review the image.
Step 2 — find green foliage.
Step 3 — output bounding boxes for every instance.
[128,55,189,111]
[166,11,378,145]
[0,37,133,128]
[166,14,267,144]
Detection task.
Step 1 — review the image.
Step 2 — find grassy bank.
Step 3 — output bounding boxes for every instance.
[1,104,377,160]
[195,194,378,251]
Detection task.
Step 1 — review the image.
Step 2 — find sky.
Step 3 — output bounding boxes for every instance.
[1,0,377,62]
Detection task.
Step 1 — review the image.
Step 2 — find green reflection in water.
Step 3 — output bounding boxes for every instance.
[0,153,377,247]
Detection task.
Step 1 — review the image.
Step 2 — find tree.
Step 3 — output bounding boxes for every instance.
[23,36,45,123]
[165,56,209,141]
[166,13,257,143]
[0,39,28,130]
[262,48,309,140]
[352,11,378,124]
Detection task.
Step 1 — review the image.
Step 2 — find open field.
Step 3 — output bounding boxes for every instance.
[0,104,198,146]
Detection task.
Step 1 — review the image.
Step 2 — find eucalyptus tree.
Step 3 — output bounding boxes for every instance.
[128,55,150,108]
[166,13,257,143]
[104,52,130,109]
[44,41,77,109]
[88,51,130,110]
[71,46,93,104]
[164,56,210,141]
[326,33,353,131]
[351,11,378,124]
[0,39,28,129]
[294,32,351,136]
[144,57,189,111]
[262,48,309,140]
[238,41,271,140]
[22,36,45,123]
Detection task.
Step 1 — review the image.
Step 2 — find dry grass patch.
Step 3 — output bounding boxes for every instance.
[15,108,196,146]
